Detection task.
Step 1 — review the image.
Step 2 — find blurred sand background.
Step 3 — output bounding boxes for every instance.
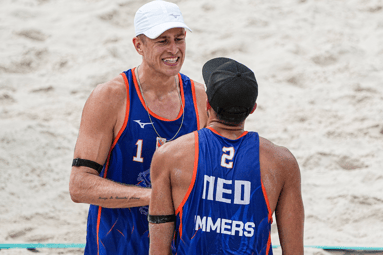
[1,0,383,254]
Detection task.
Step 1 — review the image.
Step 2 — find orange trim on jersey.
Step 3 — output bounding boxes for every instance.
[178,73,185,117]
[111,72,131,150]
[261,180,273,223]
[132,68,185,122]
[206,126,248,140]
[106,218,118,236]
[175,131,199,215]
[96,206,102,255]
[100,240,106,250]
[178,210,183,238]
[95,72,131,255]
[191,228,200,240]
[175,131,199,239]
[238,131,248,139]
[190,80,200,129]
[117,229,125,237]
[266,232,272,254]
[206,126,220,136]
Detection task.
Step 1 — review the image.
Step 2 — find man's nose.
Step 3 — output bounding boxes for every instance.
[167,41,178,55]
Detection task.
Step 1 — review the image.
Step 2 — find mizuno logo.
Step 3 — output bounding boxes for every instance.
[170,14,180,18]
[134,120,152,129]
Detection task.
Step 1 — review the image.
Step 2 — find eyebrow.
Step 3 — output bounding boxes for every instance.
[175,32,186,37]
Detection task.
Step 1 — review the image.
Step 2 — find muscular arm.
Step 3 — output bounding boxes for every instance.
[149,145,175,255]
[193,81,208,129]
[69,77,150,208]
[275,149,304,255]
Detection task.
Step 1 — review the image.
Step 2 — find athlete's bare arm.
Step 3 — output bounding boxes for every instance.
[193,81,208,129]
[275,148,304,255]
[260,138,304,255]
[69,76,150,208]
[149,133,195,255]
[148,143,175,255]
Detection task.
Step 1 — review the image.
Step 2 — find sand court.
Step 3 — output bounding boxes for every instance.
[1,0,382,254]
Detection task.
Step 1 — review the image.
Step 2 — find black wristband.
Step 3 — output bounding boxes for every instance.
[148,214,176,224]
[72,158,103,174]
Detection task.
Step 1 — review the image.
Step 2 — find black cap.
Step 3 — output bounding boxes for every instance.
[202,57,258,124]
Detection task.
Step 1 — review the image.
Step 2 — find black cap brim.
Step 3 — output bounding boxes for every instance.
[202,57,234,85]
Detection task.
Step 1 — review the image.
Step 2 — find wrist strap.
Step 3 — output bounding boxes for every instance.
[148,214,176,224]
[72,158,103,174]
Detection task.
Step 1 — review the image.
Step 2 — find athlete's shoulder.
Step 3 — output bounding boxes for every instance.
[193,80,208,128]
[91,75,126,105]
[179,73,207,129]
[193,81,206,97]
[259,136,300,177]
[151,132,196,180]
[156,132,196,159]
[260,136,296,162]
[81,75,128,130]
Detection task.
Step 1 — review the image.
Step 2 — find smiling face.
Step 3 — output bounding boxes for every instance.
[134,28,186,78]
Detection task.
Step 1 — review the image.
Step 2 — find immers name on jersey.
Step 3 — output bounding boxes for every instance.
[194,215,255,237]
[194,175,255,237]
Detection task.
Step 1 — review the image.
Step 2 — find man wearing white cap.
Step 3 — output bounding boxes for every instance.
[69,1,207,254]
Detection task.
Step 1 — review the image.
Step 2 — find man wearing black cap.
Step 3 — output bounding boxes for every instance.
[149,57,304,255]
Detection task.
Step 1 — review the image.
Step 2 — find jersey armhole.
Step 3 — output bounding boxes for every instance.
[258,133,273,224]
[96,72,131,254]
[113,72,130,149]
[190,79,201,130]
[102,73,130,179]
[175,131,199,215]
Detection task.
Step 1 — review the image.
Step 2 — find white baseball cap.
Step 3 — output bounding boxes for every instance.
[134,0,192,39]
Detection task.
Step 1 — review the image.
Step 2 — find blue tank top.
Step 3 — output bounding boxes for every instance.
[85,68,200,255]
[174,127,273,255]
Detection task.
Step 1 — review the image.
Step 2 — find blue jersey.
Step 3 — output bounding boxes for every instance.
[174,127,273,255]
[85,68,200,255]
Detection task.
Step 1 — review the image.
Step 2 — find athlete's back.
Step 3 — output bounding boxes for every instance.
[149,57,304,255]
[173,127,273,254]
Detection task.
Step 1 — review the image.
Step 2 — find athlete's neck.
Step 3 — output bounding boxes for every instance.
[206,108,246,139]
[207,121,246,140]
[136,64,179,96]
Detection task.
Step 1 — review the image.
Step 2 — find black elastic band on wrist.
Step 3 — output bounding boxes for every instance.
[72,158,103,174]
[148,214,176,224]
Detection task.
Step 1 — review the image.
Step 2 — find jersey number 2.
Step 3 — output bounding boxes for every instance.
[221,147,234,168]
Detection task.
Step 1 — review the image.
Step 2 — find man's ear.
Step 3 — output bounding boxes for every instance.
[250,103,257,114]
[133,37,144,56]
[206,101,211,111]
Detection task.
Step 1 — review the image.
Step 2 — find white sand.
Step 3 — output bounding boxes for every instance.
[1,0,382,254]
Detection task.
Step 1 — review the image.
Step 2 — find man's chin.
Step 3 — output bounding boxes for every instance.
[162,66,182,76]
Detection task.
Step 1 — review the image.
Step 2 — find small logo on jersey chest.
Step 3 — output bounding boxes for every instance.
[134,120,152,129]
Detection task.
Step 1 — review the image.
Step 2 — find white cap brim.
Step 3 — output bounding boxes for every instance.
[142,22,192,39]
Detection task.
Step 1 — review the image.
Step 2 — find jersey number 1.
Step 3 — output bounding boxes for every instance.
[133,139,144,163]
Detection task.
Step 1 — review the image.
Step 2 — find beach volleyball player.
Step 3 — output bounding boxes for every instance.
[69,1,207,254]
[149,57,304,254]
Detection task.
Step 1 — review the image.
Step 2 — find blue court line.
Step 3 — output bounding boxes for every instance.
[273,245,383,251]
[1,244,383,250]
[0,244,85,249]
[306,245,383,251]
